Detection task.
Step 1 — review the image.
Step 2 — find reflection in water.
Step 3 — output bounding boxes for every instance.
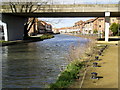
[2,34,89,88]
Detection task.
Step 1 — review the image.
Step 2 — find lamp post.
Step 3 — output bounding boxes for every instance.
[74,0,76,5]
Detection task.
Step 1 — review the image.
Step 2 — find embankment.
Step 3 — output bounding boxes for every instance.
[1,34,54,46]
[49,36,107,88]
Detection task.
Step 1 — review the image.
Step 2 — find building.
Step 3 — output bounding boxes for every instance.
[59,27,68,33]
[93,17,119,36]
[93,17,105,35]
[38,20,53,34]
[0,24,4,40]
[58,26,80,34]
[46,24,53,33]
[28,18,53,36]
[52,28,60,34]
[110,17,119,25]
[54,17,119,35]
[74,20,84,33]
[82,19,97,34]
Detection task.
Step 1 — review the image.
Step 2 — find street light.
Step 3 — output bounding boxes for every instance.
[74,0,76,5]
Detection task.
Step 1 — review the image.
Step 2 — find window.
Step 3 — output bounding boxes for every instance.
[99,19,101,22]
[90,23,92,26]
[112,19,115,22]
[99,19,103,22]
[99,25,101,27]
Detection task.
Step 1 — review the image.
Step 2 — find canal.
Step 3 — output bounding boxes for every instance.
[2,34,89,88]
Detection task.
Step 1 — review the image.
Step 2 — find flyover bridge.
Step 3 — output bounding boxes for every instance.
[1,4,120,41]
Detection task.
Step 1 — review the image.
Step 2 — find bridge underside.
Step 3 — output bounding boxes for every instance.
[1,12,120,41]
[2,12,120,17]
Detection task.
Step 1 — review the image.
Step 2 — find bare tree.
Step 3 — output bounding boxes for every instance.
[7,1,49,37]
[24,18,36,37]
[8,2,48,13]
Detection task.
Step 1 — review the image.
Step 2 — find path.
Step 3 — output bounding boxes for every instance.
[82,44,118,88]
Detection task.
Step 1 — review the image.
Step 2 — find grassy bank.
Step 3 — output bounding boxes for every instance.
[49,39,98,88]
[0,40,10,43]
[49,34,109,88]
[49,60,85,88]
[24,34,54,40]
[1,34,54,46]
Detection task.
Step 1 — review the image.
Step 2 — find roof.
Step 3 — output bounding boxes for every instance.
[38,20,51,26]
[75,20,84,25]
[85,18,98,24]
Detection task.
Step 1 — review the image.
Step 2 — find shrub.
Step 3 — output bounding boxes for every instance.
[50,81,71,88]
[49,61,84,88]
[93,29,98,34]
[0,40,9,43]
[109,23,120,36]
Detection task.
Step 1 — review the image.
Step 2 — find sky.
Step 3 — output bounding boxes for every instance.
[38,17,96,28]
[38,0,119,28]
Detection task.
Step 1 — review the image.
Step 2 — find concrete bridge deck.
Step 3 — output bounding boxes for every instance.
[1,4,120,17]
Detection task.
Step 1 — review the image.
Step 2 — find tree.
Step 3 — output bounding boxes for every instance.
[7,2,49,37]
[8,2,48,13]
[24,18,36,37]
[109,23,120,36]
[93,29,98,34]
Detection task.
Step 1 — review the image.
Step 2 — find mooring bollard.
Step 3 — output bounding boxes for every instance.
[98,51,102,56]
[93,62,98,67]
[95,56,99,60]
[91,72,98,79]
[100,49,103,52]
[105,45,107,48]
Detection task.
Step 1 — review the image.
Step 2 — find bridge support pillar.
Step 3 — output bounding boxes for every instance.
[2,14,26,41]
[0,21,8,41]
[105,12,110,42]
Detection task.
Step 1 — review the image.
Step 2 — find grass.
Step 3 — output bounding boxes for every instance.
[49,60,85,88]
[49,36,97,88]
[24,34,54,40]
[40,34,54,39]
[0,40,10,43]
[1,34,54,46]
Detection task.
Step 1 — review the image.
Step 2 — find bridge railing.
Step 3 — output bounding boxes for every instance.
[0,4,119,13]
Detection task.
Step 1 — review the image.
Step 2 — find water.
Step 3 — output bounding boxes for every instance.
[2,34,89,88]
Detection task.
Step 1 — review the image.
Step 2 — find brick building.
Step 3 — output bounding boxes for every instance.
[51,17,119,35]
[28,18,53,36]
[37,20,53,34]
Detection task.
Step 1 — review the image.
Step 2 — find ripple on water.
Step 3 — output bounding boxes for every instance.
[2,34,89,88]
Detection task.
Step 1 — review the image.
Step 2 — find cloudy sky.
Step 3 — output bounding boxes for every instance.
[38,17,96,28]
